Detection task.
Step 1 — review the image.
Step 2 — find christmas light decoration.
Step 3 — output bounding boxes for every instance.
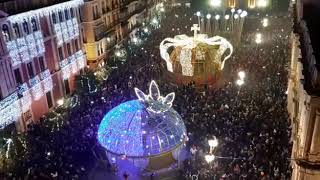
[5,30,44,66]
[17,83,29,96]
[7,0,84,23]
[4,138,13,158]
[97,81,186,169]
[54,18,80,45]
[20,91,32,113]
[134,80,175,113]
[0,92,20,129]
[42,77,53,93]
[29,76,43,100]
[62,65,71,80]
[17,37,30,62]
[34,31,45,54]
[6,40,21,66]
[41,69,53,93]
[71,60,78,73]
[160,27,233,76]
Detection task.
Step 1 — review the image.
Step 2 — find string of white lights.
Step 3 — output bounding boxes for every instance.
[7,0,84,23]
[160,33,233,76]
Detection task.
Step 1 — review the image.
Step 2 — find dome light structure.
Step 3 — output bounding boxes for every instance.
[97,81,187,171]
[160,24,233,86]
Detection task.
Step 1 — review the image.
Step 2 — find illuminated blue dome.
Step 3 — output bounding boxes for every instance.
[97,99,186,157]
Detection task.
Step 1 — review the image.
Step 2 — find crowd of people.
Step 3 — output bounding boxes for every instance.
[1,5,292,180]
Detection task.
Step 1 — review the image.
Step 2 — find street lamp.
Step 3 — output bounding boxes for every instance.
[215,15,220,20]
[240,11,248,18]
[238,71,245,80]
[210,0,221,7]
[132,37,138,43]
[116,51,121,57]
[208,138,218,148]
[237,9,242,14]
[255,33,262,44]
[262,18,268,27]
[236,79,244,86]
[205,136,218,164]
[234,14,239,19]
[225,14,230,20]
[57,99,64,106]
[196,11,201,28]
[231,8,235,13]
[152,18,158,24]
[206,14,212,19]
[143,28,149,33]
[205,154,215,163]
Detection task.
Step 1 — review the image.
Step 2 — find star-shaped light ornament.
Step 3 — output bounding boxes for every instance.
[134,81,175,114]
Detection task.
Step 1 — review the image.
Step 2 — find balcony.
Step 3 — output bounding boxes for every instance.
[0,92,20,129]
[94,23,107,41]
[60,50,86,80]
[5,30,45,67]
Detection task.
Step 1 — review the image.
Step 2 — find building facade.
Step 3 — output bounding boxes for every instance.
[82,0,164,68]
[287,0,320,179]
[0,0,86,131]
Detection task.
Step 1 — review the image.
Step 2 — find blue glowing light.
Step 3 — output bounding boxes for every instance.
[97,100,186,157]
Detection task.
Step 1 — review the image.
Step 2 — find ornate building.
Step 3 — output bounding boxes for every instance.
[82,0,165,68]
[287,0,320,179]
[0,0,86,131]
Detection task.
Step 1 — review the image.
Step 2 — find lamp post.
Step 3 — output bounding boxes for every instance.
[230,8,235,31]
[255,33,262,44]
[205,137,218,165]
[214,14,220,33]
[196,11,201,28]
[224,14,230,31]
[206,14,212,34]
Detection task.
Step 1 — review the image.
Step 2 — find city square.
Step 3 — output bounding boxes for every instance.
[0,0,319,179]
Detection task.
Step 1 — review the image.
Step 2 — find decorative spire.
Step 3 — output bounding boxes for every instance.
[191,24,200,38]
[134,80,175,113]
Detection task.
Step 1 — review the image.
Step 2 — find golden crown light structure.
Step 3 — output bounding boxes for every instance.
[160,24,233,86]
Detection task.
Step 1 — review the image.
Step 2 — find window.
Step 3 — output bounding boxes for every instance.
[100,42,103,54]
[67,43,72,56]
[31,18,38,31]
[38,56,45,71]
[64,79,70,95]
[23,20,30,34]
[27,62,34,78]
[2,24,11,42]
[93,5,99,20]
[46,91,53,108]
[64,9,70,20]
[13,23,21,38]
[70,8,75,18]
[14,68,22,84]
[52,13,57,24]
[97,44,100,56]
[58,47,64,61]
[58,11,64,22]
[74,39,79,51]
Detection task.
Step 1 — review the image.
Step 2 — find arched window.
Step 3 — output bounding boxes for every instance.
[64,9,70,20]
[58,11,63,22]
[70,8,75,18]
[2,24,11,42]
[13,23,21,38]
[31,18,38,31]
[23,20,30,34]
[52,13,57,24]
